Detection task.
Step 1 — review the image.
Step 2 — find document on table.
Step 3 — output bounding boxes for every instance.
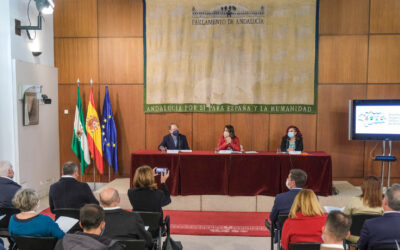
[179,150,193,153]
[218,150,232,154]
[166,150,179,154]
[245,151,258,154]
[324,206,345,213]
[56,216,79,233]
[288,151,302,155]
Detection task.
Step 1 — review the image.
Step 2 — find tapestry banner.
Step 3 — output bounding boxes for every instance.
[144,0,318,113]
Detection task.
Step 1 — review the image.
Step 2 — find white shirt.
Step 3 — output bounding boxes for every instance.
[320,243,344,249]
[103,206,121,211]
[61,175,75,179]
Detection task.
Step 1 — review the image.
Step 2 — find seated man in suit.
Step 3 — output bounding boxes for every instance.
[358,184,400,250]
[49,161,99,214]
[55,204,123,250]
[268,169,307,229]
[158,123,189,151]
[99,188,153,248]
[0,161,21,208]
[321,211,351,250]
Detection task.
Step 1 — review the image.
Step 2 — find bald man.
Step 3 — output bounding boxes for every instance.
[99,188,152,248]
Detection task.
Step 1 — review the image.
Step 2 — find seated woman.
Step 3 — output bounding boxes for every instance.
[344,176,383,243]
[217,124,241,151]
[8,188,64,239]
[128,165,171,214]
[281,189,327,250]
[280,125,304,152]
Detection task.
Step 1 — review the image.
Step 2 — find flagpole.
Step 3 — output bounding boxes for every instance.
[77,78,83,183]
[108,165,111,183]
[90,78,97,191]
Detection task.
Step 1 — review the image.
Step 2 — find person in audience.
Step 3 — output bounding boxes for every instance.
[0,161,21,208]
[321,211,352,250]
[55,204,123,250]
[268,169,307,229]
[281,189,327,250]
[8,188,64,239]
[217,124,241,151]
[357,184,400,250]
[158,123,190,151]
[100,188,153,248]
[128,165,171,215]
[344,176,383,243]
[49,161,99,214]
[280,125,303,152]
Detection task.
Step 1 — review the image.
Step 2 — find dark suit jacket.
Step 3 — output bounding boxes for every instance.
[358,212,400,250]
[0,177,21,207]
[103,208,153,248]
[158,134,189,150]
[269,188,302,226]
[128,183,171,214]
[49,177,99,213]
[280,136,304,152]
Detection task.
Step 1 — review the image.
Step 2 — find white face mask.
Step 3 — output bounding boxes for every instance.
[223,131,230,138]
[286,179,291,190]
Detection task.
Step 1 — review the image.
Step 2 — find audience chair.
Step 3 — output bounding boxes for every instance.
[266,214,289,250]
[371,244,399,250]
[289,242,321,250]
[345,214,382,250]
[117,239,146,250]
[135,211,164,250]
[12,235,57,250]
[53,208,81,233]
[0,207,20,238]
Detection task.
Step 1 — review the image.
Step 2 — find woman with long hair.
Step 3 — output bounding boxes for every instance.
[128,165,171,214]
[280,125,304,152]
[344,176,383,243]
[217,124,241,151]
[281,189,327,250]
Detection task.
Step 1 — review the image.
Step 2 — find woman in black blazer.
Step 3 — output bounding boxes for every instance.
[128,165,171,214]
[280,125,304,152]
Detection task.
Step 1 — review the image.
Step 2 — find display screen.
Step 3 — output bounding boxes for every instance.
[350,100,400,140]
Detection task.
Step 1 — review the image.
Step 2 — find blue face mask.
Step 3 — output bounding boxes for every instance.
[100,225,106,236]
[288,131,295,138]
[172,130,179,136]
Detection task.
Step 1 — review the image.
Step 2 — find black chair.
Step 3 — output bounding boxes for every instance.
[371,244,399,250]
[345,214,382,249]
[12,235,58,250]
[117,239,146,250]
[0,207,20,238]
[289,242,321,250]
[135,211,165,250]
[266,214,289,250]
[53,208,81,233]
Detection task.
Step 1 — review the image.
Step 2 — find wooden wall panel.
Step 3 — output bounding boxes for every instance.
[98,0,143,37]
[55,38,99,84]
[231,114,269,151]
[99,38,143,84]
[192,114,231,150]
[269,114,316,152]
[370,0,400,34]
[99,85,145,177]
[319,36,368,83]
[364,85,400,178]
[317,85,366,178]
[319,0,369,35]
[145,114,193,150]
[54,0,98,37]
[368,35,400,83]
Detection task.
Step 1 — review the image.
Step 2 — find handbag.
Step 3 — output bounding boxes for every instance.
[162,216,183,250]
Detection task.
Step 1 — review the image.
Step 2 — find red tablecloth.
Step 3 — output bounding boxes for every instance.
[131,151,332,196]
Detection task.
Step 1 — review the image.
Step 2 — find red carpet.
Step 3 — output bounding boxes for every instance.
[41,208,270,237]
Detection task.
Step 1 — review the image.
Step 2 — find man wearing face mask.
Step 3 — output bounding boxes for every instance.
[267,169,307,230]
[55,204,124,250]
[0,161,21,208]
[158,123,190,151]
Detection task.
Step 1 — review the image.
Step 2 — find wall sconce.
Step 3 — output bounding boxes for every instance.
[29,39,42,57]
[15,0,55,40]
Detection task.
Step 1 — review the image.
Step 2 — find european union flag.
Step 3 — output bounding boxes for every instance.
[101,86,118,172]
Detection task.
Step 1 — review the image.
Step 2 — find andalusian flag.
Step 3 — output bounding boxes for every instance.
[71,87,90,174]
[86,85,104,174]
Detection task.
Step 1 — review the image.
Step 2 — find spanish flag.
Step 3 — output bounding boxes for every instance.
[86,85,103,174]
